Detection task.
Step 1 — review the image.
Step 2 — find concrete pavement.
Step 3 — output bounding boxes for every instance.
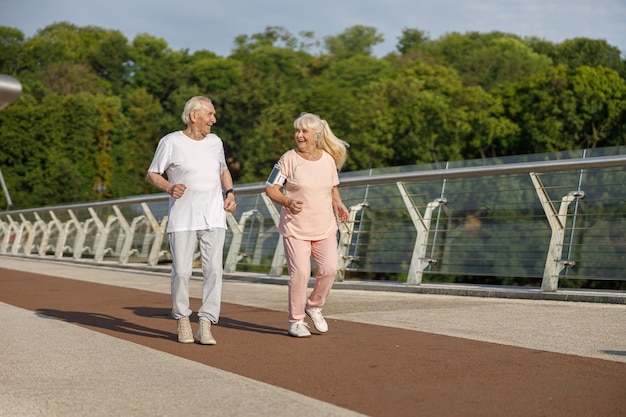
[1,255,625,417]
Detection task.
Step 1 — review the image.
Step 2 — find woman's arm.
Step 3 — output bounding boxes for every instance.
[265,184,303,214]
[331,186,349,222]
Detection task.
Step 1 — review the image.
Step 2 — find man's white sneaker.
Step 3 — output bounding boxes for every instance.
[177,317,194,343]
[196,320,217,345]
[288,320,311,337]
[305,305,328,333]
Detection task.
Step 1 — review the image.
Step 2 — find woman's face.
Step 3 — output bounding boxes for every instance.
[294,122,317,152]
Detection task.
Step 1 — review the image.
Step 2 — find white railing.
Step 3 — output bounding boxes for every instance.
[2,150,626,292]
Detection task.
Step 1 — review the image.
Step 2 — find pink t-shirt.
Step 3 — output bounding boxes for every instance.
[277,149,340,240]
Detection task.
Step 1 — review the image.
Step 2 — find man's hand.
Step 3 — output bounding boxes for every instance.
[224,194,237,212]
[169,183,186,199]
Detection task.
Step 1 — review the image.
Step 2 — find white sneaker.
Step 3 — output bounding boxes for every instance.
[177,317,194,343]
[196,320,217,345]
[288,320,311,337]
[305,305,328,333]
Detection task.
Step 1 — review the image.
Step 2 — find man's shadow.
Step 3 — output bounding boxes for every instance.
[130,306,285,335]
[36,307,286,339]
[37,308,173,340]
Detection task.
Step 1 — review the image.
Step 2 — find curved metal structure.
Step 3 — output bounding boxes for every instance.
[0,74,22,110]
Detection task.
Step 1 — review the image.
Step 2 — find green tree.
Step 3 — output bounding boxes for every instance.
[384,72,468,165]
[83,27,131,95]
[457,86,519,159]
[303,55,393,170]
[0,26,24,74]
[13,22,121,97]
[185,54,242,102]
[53,92,123,201]
[396,27,430,56]
[232,26,299,54]
[39,62,111,96]
[128,33,190,102]
[111,88,164,197]
[324,25,384,59]
[552,38,624,75]
[501,65,626,154]
[425,31,553,91]
[524,36,557,58]
[221,45,311,181]
[2,21,625,208]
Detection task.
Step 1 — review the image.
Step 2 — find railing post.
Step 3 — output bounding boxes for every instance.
[8,214,23,254]
[67,210,86,260]
[337,203,368,282]
[224,211,244,273]
[33,213,50,256]
[19,214,35,255]
[89,207,109,262]
[397,183,447,285]
[0,218,10,253]
[262,194,285,277]
[111,206,134,264]
[48,211,67,259]
[530,173,584,292]
[143,203,167,266]
[224,209,266,273]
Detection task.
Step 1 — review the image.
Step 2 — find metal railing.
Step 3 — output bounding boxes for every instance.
[1,147,626,292]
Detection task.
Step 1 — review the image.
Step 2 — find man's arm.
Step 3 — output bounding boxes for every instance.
[220,169,237,212]
[146,172,186,199]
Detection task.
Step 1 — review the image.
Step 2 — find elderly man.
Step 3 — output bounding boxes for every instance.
[147,96,236,345]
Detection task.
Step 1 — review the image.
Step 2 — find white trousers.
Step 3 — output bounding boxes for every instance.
[169,228,225,323]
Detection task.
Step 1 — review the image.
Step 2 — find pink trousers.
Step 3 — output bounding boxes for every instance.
[283,234,338,322]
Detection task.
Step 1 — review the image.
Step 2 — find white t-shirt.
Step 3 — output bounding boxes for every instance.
[148,131,228,233]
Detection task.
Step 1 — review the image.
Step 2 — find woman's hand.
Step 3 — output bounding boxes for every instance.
[331,186,349,222]
[285,199,304,214]
[335,202,349,222]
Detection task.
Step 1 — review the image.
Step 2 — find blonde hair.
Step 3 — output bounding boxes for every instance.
[294,112,349,170]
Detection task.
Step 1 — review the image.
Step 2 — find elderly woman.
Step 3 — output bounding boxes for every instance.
[265,112,350,337]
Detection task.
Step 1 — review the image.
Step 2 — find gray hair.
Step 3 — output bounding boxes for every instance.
[181,96,212,125]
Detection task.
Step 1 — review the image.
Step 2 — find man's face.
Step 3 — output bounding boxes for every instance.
[192,103,217,134]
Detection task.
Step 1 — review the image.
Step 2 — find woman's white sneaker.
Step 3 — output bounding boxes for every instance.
[288,320,311,337]
[305,306,328,333]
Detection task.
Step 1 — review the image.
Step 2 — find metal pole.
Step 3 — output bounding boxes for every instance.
[0,167,12,209]
[0,74,22,210]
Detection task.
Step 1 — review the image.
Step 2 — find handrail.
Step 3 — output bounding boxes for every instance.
[342,154,626,185]
[5,154,623,216]
[1,150,625,293]
[224,154,626,192]
[0,155,626,214]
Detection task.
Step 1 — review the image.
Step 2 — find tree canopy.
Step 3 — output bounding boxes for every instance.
[0,22,624,209]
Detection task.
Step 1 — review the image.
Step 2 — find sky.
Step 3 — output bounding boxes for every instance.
[0,0,625,57]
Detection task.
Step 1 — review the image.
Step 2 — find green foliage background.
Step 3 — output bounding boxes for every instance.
[1,22,625,209]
